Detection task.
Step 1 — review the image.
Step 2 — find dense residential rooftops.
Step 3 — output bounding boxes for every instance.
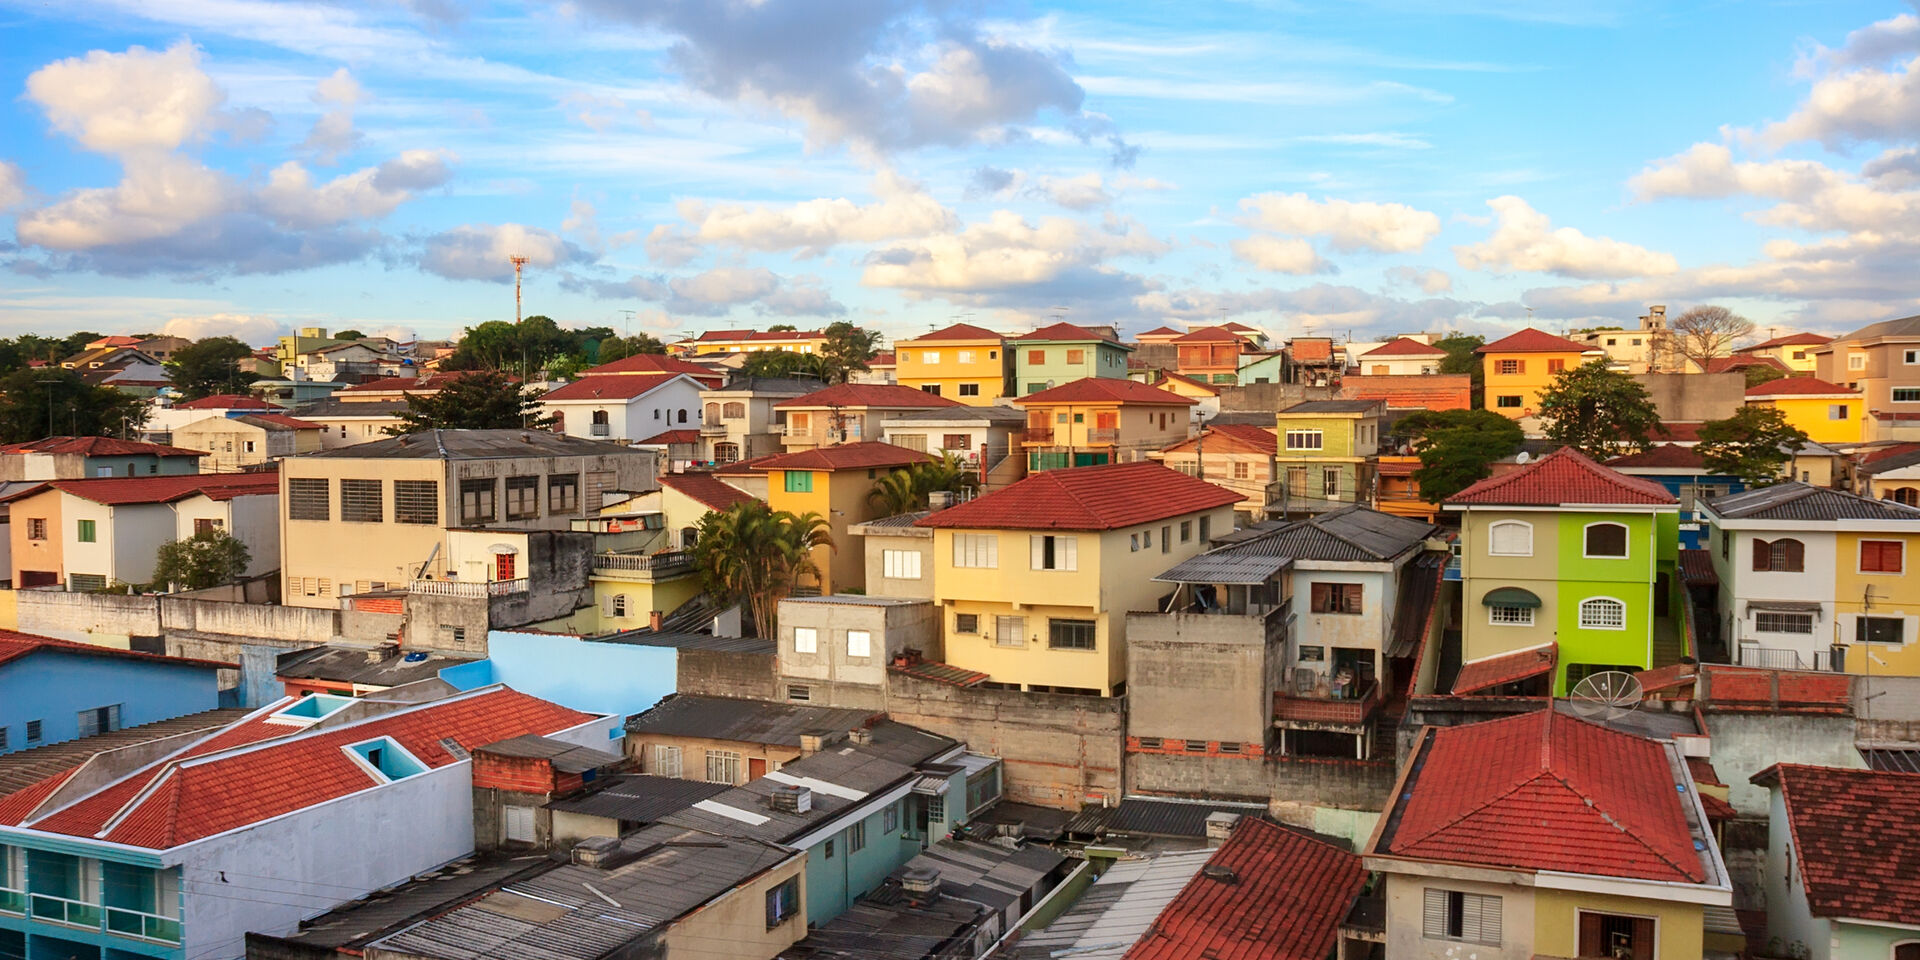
[0,436,205,458]
[1374,709,1714,885]
[304,428,650,460]
[275,644,478,689]
[774,382,965,409]
[543,773,730,823]
[0,471,281,507]
[1450,643,1557,695]
[174,394,274,410]
[1173,325,1242,343]
[706,375,827,394]
[1015,377,1196,406]
[1210,505,1437,563]
[917,461,1242,531]
[1474,327,1600,354]
[1159,423,1277,456]
[1826,314,1920,344]
[625,694,879,745]
[0,708,251,797]
[581,353,725,379]
[236,412,326,431]
[1702,481,1920,522]
[1751,764,1920,924]
[882,404,1029,424]
[1358,337,1447,358]
[658,472,756,511]
[245,854,551,955]
[1705,355,1790,375]
[636,428,700,445]
[1136,325,1185,337]
[540,373,689,402]
[905,321,1005,342]
[687,328,825,342]
[1735,332,1834,352]
[1859,442,1920,474]
[751,440,934,472]
[1012,850,1214,959]
[1445,447,1678,507]
[793,839,1068,959]
[0,630,234,672]
[1745,376,1858,398]
[291,398,411,419]
[1014,321,1127,344]
[1150,371,1221,395]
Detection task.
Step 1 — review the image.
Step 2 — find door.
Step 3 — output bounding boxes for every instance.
[19,571,57,588]
[748,757,768,779]
[503,805,535,844]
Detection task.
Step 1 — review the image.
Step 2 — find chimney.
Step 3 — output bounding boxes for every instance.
[928,490,953,510]
[649,610,664,632]
[799,734,823,756]
[769,784,812,813]
[847,727,872,746]
[900,866,939,899]
[1205,811,1241,845]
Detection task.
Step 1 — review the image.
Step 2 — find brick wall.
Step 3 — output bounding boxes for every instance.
[472,753,558,794]
[677,649,778,700]
[882,672,1123,809]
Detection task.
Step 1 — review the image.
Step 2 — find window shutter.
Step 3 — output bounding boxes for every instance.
[1752,538,1769,571]
[1631,918,1655,957]
[1475,894,1501,944]
[1579,913,1604,955]
[1311,582,1331,613]
[1784,539,1804,571]
[600,592,614,615]
[1060,537,1077,571]
[1031,536,1046,570]
[1422,889,1446,938]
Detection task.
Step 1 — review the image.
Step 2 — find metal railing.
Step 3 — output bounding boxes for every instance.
[105,905,183,944]
[1023,427,1055,444]
[30,892,103,930]
[409,578,529,598]
[1274,680,1382,726]
[590,423,611,436]
[0,886,22,916]
[594,551,692,573]
[1087,427,1120,444]
[1738,644,1807,671]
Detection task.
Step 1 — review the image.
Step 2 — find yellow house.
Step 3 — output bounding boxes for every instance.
[1014,377,1195,473]
[1732,332,1832,374]
[671,329,827,356]
[915,461,1241,696]
[759,441,933,595]
[1476,327,1605,419]
[1366,710,1733,960]
[894,322,1010,405]
[1744,376,1864,444]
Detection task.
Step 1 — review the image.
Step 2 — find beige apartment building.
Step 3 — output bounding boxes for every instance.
[1813,314,1920,440]
[173,413,325,471]
[278,429,654,606]
[774,382,962,452]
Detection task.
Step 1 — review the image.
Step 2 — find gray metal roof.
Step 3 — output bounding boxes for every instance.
[624,694,879,744]
[1211,504,1436,563]
[780,594,929,607]
[707,376,826,394]
[1009,850,1212,959]
[1278,399,1382,415]
[1704,482,1920,522]
[475,734,623,774]
[305,428,651,460]
[291,398,409,418]
[544,773,731,823]
[882,405,1029,424]
[1835,313,1920,343]
[255,855,549,951]
[591,630,774,654]
[274,645,478,688]
[1861,446,1920,475]
[1104,797,1268,839]
[0,708,251,795]
[849,509,932,531]
[1153,551,1292,584]
[787,839,1066,958]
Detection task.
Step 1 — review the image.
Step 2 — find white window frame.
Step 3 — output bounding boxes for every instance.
[1488,605,1535,627]
[793,627,818,654]
[952,533,998,568]
[956,350,974,364]
[1906,349,1920,365]
[1850,352,1867,370]
[1487,520,1533,557]
[1754,612,1815,635]
[652,744,683,778]
[924,350,941,364]
[705,749,741,784]
[1030,534,1078,571]
[846,630,872,658]
[1895,388,1920,403]
[1283,429,1324,451]
[1579,597,1627,631]
[882,549,922,580]
[1583,521,1631,559]
[1422,888,1502,946]
[994,615,1026,647]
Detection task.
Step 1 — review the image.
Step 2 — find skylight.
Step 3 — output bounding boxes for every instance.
[345,736,428,782]
[268,693,355,726]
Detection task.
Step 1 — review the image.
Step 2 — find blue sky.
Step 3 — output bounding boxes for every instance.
[1,0,1916,348]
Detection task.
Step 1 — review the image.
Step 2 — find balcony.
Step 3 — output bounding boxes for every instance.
[409,578,530,599]
[590,423,611,437]
[594,551,693,576]
[1087,427,1120,444]
[1274,680,1381,727]
[1023,426,1055,444]
[699,422,728,436]
[106,905,184,944]
[0,885,22,915]
[30,892,103,930]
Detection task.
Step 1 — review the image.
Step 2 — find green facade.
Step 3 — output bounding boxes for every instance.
[1015,339,1130,394]
[1274,414,1363,458]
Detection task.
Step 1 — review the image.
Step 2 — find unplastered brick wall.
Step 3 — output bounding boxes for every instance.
[884,672,1122,809]
[1124,750,1396,812]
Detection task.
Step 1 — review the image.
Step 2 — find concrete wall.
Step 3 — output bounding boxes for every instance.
[777,598,937,708]
[1703,711,1865,815]
[1633,371,1745,422]
[1124,752,1396,812]
[1125,609,1280,747]
[1216,382,1331,415]
[661,853,807,960]
[882,671,1122,808]
[174,492,281,579]
[1382,871,1537,960]
[677,649,779,701]
[857,530,935,600]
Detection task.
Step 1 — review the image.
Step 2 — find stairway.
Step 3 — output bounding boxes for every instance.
[1370,713,1401,763]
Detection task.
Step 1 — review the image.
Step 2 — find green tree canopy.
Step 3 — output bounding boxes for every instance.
[867,454,977,516]
[1536,359,1665,459]
[1434,334,1486,409]
[443,316,581,376]
[0,368,149,443]
[690,501,834,637]
[152,529,252,590]
[819,321,882,384]
[1744,364,1789,389]
[766,324,799,332]
[333,329,367,341]
[1392,409,1526,503]
[387,369,554,433]
[1696,406,1809,487]
[595,333,668,365]
[165,337,261,400]
[740,350,830,380]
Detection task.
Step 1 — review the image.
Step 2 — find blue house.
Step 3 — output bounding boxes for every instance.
[438,630,772,720]
[0,632,228,755]
[1604,444,1747,549]
[0,437,203,480]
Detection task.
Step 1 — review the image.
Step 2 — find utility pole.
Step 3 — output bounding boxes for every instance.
[509,254,530,324]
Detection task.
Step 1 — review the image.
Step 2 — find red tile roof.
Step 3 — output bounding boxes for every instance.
[917,461,1241,531]
[1359,337,1447,358]
[1751,764,1920,924]
[712,453,783,477]
[1450,643,1556,695]
[1688,757,1725,787]
[582,353,725,381]
[1736,332,1833,352]
[1605,444,1706,470]
[239,413,325,430]
[541,373,685,402]
[1014,321,1119,343]
[1015,377,1195,406]
[339,372,495,394]
[1700,666,1851,714]
[1160,424,1275,457]
[1746,376,1858,398]
[1446,447,1677,506]
[1697,792,1737,822]
[659,473,757,512]
[1174,326,1243,343]
[1380,709,1705,883]
[1153,371,1221,395]
[869,351,895,366]
[1222,321,1259,333]
[1476,327,1596,354]
[1136,325,1185,338]
[175,394,273,410]
[1861,441,1920,465]
[753,441,933,472]
[637,429,701,445]
[0,630,233,671]
[906,322,1004,342]
[0,437,205,458]
[8,471,281,507]
[775,383,964,409]
[1704,355,1789,374]
[1123,817,1365,960]
[1660,421,1705,443]
[26,689,596,848]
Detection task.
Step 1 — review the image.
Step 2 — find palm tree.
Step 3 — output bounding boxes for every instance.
[690,501,834,637]
[867,454,979,516]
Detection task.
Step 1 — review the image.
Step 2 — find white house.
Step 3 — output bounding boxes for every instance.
[1352,338,1447,376]
[4,472,283,590]
[540,374,704,442]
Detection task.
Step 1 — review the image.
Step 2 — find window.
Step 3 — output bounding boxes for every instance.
[1031,534,1078,570]
[1496,359,1523,375]
[924,351,941,364]
[920,384,942,397]
[1721,527,1731,560]
[26,720,42,744]
[1283,429,1324,450]
[955,613,979,633]
[75,519,95,543]
[994,615,1026,646]
[341,479,383,523]
[1199,516,1210,541]
[1584,522,1628,558]
[1578,912,1655,960]
[1850,353,1868,370]
[786,684,811,701]
[723,401,746,418]
[942,433,972,450]
[765,877,800,928]
[1066,349,1085,364]
[1896,388,1920,402]
[883,549,922,580]
[1130,533,1139,552]
[1489,605,1534,626]
[847,630,872,658]
[1488,521,1532,556]
[794,627,818,654]
[678,409,689,423]
[1756,612,1814,634]
[1310,582,1363,614]
[593,409,611,425]
[288,478,330,520]
[1859,616,1906,644]
[1162,525,1171,554]
[1049,618,1096,650]
[1579,597,1627,630]
[1180,520,1192,542]
[1231,461,1250,480]
[883,801,899,834]
[1752,538,1805,572]
[823,839,834,858]
[610,593,627,617]
[505,476,539,520]
[1547,358,1565,373]
[69,573,106,592]
[848,820,867,853]
[76,704,120,738]
[1831,403,1852,420]
[953,533,998,568]
[784,470,813,493]
[394,480,439,524]
[194,518,223,536]
[651,744,683,778]
[1322,468,1339,498]
[1423,889,1501,945]
[548,473,580,513]
[958,383,980,397]
[1142,528,1151,549]
[1028,350,1045,365]
[1862,540,1905,573]
[1677,483,1730,511]
[706,750,742,784]
[347,736,427,781]
[1495,395,1523,408]
[926,795,946,823]
[27,518,46,541]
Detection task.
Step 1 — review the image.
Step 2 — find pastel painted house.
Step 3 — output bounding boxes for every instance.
[1447,447,1682,694]
[1014,377,1194,473]
[1604,444,1748,549]
[1751,764,1920,960]
[1011,321,1133,395]
[539,373,704,442]
[759,441,934,595]
[1354,337,1447,376]
[1476,328,1604,420]
[0,631,229,755]
[894,322,1011,404]
[4,472,283,591]
[775,383,963,452]
[1744,376,1865,445]
[1271,399,1383,515]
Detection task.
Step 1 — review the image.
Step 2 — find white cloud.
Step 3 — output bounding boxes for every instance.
[300,67,365,163]
[0,162,25,210]
[1237,192,1441,253]
[1385,265,1453,294]
[1631,142,1920,236]
[16,154,233,249]
[158,313,287,344]
[670,171,957,258]
[418,223,586,281]
[256,156,449,228]
[1453,196,1678,278]
[862,210,1166,294]
[1229,234,1331,274]
[559,92,652,132]
[24,41,225,154]
[561,197,603,250]
[1033,173,1111,210]
[1762,55,1920,148]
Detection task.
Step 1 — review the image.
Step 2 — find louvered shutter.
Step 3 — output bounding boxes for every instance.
[1060,536,1077,571]
[1474,893,1502,944]
[1422,889,1447,938]
[1753,538,1770,571]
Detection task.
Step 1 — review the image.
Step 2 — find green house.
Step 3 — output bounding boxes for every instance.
[1271,400,1382,515]
[1447,447,1682,694]
[1011,322,1133,395]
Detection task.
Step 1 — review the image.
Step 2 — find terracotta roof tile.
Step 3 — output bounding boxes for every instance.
[0,630,233,670]
[1746,376,1858,398]
[659,473,757,512]
[1736,332,1833,352]
[175,394,274,410]
[1153,371,1221,395]
[1447,447,1676,506]
[1752,764,1920,924]
[1174,326,1243,343]
[581,353,723,380]
[1450,643,1556,695]
[917,461,1240,531]
[1705,355,1789,374]
[636,429,701,445]
[0,436,205,458]
[541,373,685,402]
[7,471,281,507]
[1359,338,1448,358]
[1123,817,1366,960]
[1476,327,1597,354]
[1136,325,1185,338]
[1678,548,1718,586]
[1015,377,1195,406]
[905,322,1004,342]
[1160,423,1276,456]
[1013,321,1120,343]
[238,413,325,430]
[753,441,933,472]
[774,383,964,409]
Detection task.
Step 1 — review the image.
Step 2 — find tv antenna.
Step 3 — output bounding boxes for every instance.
[1565,670,1644,722]
[509,254,531,323]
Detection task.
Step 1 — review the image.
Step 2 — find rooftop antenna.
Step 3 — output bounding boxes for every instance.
[1565,670,1644,723]
[509,254,531,324]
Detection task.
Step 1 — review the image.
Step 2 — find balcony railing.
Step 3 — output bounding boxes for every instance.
[30,893,103,930]
[1087,427,1120,444]
[409,578,529,599]
[1738,644,1807,671]
[590,423,611,437]
[699,422,727,436]
[594,551,692,574]
[1274,680,1381,726]
[105,905,183,944]
[0,886,23,916]
[1023,427,1055,444]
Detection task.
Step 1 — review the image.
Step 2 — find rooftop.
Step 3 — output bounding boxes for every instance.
[1159,423,1276,457]
[291,398,411,419]
[1014,377,1195,406]
[1450,642,1557,695]
[636,428,700,445]
[249,854,549,953]
[543,773,730,823]
[905,321,1005,342]
[705,375,827,395]
[1011,851,1213,960]
[1210,505,1436,563]
[625,693,878,746]
[1703,482,1920,522]
[174,393,274,410]
[540,373,687,402]
[1446,447,1677,507]
[475,734,623,774]
[1751,764,1920,925]
[1,470,282,507]
[237,412,326,431]
[0,707,250,797]
[1358,337,1447,358]
[1105,798,1269,840]
[0,436,204,458]
[752,440,934,472]
[1604,443,1708,470]
[688,328,824,342]
[882,404,1029,424]
[1735,332,1834,352]
[581,353,724,379]
[1013,321,1126,344]
[1173,326,1243,343]
[1832,313,1920,343]
[1278,399,1382,415]
[775,382,964,409]
[658,472,756,512]
[1746,376,1857,398]
[916,461,1241,531]
[1474,327,1598,354]
[275,644,479,689]
[0,630,234,671]
[305,429,650,460]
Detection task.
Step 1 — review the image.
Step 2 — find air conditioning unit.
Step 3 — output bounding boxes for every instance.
[770,784,812,814]
[901,865,940,898]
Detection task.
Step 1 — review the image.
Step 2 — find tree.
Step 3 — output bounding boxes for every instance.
[1536,359,1665,459]
[387,369,554,433]
[1393,409,1526,503]
[166,337,261,400]
[819,321,882,384]
[152,529,251,590]
[867,454,977,515]
[443,316,579,376]
[333,329,367,341]
[766,324,799,332]
[595,333,667,365]
[0,368,149,443]
[1697,406,1809,487]
[740,350,830,380]
[1434,334,1486,409]
[1744,364,1788,389]
[1669,305,1754,372]
[689,501,834,637]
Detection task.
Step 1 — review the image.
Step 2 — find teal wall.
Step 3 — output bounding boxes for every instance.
[1015,340,1129,394]
[1238,353,1286,385]
[1834,920,1920,960]
[803,797,920,925]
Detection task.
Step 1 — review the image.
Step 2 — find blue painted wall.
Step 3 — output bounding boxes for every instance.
[459,631,675,719]
[1616,471,1747,549]
[0,652,219,754]
[803,797,919,925]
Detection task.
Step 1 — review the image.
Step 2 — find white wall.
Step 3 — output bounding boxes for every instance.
[1762,786,1831,960]
[113,503,178,586]
[548,377,703,442]
[1714,529,1838,666]
[1289,565,1392,680]
[175,492,281,578]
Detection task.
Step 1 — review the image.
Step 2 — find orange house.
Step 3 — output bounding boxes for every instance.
[1476,328,1605,419]
[1015,377,1194,472]
[1173,326,1248,385]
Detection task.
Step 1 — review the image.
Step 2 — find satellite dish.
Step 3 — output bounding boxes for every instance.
[1515,451,1532,464]
[1566,670,1643,721]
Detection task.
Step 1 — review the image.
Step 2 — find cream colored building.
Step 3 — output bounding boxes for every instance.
[697,376,820,463]
[173,414,325,472]
[291,399,411,449]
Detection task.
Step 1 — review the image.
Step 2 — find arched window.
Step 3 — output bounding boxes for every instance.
[591,410,610,425]
[1579,597,1626,630]
[678,409,689,423]
[713,442,739,463]
[705,402,721,421]
[1752,538,1806,572]
[1584,522,1628,558]
[723,402,746,419]
[1894,487,1920,507]
[1892,941,1920,960]
[1488,520,1532,557]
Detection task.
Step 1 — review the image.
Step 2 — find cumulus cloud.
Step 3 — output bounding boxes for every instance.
[1631,142,1920,236]
[299,68,366,164]
[17,154,232,249]
[24,41,224,154]
[1453,196,1678,279]
[662,170,956,258]
[0,162,26,210]
[1229,234,1331,274]
[559,92,652,132]
[757,275,848,316]
[158,313,287,344]
[572,266,847,317]
[1237,192,1442,253]
[1385,265,1453,294]
[965,166,1020,199]
[1032,173,1110,210]
[418,223,590,281]
[562,197,603,250]
[1136,283,1486,341]
[861,210,1167,309]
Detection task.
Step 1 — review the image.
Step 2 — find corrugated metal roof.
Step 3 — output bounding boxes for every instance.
[1153,552,1292,585]
[1010,851,1213,959]
[1706,482,1920,521]
[625,694,877,744]
[305,428,650,460]
[1105,797,1268,839]
[1210,505,1435,563]
[275,645,478,687]
[544,773,730,822]
[260,855,549,950]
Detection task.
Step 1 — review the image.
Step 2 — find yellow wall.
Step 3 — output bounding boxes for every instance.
[766,467,897,594]
[1834,529,1920,674]
[686,336,824,356]
[1747,344,1822,374]
[1532,888,1705,960]
[895,336,1007,405]
[1018,400,1190,454]
[1482,350,1589,419]
[661,854,807,960]
[1750,395,1864,444]
[0,588,17,629]
[281,458,447,606]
